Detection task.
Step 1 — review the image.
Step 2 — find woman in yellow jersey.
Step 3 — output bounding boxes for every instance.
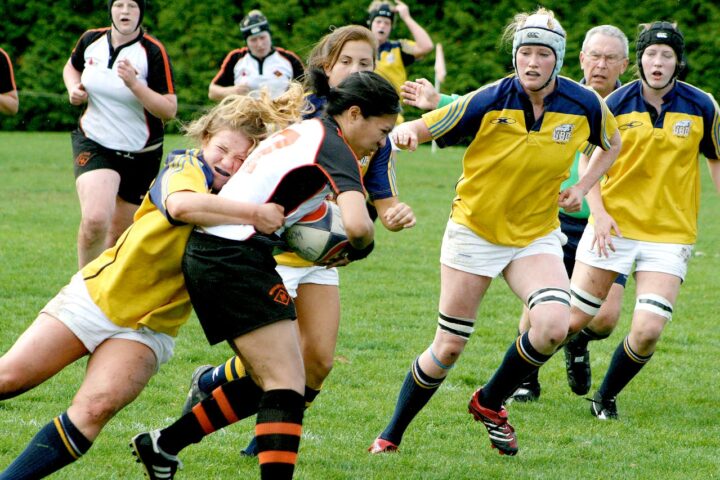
[369,7,621,456]
[180,25,416,457]
[0,88,303,479]
[568,22,720,420]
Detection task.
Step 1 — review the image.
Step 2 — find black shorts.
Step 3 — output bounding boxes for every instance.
[71,129,163,205]
[560,212,627,287]
[182,230,297,345]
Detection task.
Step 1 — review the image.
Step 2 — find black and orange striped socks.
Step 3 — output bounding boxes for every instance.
[256,389,305,480]
[157,375,264,455]
[0,412,91,479]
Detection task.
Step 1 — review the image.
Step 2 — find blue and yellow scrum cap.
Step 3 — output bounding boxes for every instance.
[512,13,566,86]
[636,21,686,80]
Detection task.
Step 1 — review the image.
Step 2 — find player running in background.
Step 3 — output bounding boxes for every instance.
[0,88,303,480]
[179,25,416,459]
[63,0,177,268]
[567,21,720,420]
[369,7,620,456]
[130,71,401,480]
[208,10,304,101]
[0,47,18,116]
[367,0,432,120]
[510,24,631,402]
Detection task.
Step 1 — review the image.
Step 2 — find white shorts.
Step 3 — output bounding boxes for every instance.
[440,219,565,278]
[276,264,339,298]
[576,224,693,281]
[41,273,175,370]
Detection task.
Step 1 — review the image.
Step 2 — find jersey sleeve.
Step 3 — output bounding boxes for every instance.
[316,127,364,195]
[211,50,243,87]
[144,35,175,95]
[0,49,15,93]
[700,91,720,160]
[399,39,417,65]
[581,92,618,153]
[277,48,305,81]
[148,151,211,225]
[363,142,397,200]
[422,89,486,147]
[69,30,103,72]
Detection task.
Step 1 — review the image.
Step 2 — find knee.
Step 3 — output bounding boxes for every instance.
[591,310,620,335]
[304,352,334,385]
[431,335,467,366]
[79,211,111,239]
[71,392,121,428]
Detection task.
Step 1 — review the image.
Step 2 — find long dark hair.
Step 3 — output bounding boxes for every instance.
[325,71,400,118]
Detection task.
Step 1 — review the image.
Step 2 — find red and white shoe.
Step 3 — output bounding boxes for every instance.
[368,437,399,454]
[468,388,518,456]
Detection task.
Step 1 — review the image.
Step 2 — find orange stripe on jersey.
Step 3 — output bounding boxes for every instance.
[258,450,298,465]
[211,48,248,84]
[192,403,215,434]
[255,422,302,437]
[53,417,79,460]
[143,34,175,94]
[213,387,239,423]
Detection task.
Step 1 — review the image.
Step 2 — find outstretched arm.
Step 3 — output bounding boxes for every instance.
[395,0,433,57]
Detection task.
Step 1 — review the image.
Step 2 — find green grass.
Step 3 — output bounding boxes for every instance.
[1,131,719,479]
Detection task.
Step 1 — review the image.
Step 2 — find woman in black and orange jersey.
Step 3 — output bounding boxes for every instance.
[568,22,720,421]
[369,7,621,457]
[131,71,401,480]
[0,88,303,480]
[0,47,18,116]
[63,0,177,268]
[180,25,416,458]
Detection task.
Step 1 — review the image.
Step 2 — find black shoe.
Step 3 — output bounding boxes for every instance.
[588,391,618,420]
[180,365,213,416]
[564,342,591,395]
[130,430,182,480]
[507,379,541,403]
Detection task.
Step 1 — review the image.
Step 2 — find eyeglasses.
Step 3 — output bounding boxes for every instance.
[584,52,626,65]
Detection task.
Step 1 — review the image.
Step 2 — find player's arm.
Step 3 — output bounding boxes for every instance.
[117,57,177,120]
[395,0,433,58]
[0,90,17,116]
[165,191,284,234]
[209,82,250,101]
[63,59,88,106]
[374,197,416,231]
[708,158,720,193]
[390,118,432,151]
[335,190,374,249]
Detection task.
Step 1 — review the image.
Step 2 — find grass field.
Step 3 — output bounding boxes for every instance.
[0,131,719,479]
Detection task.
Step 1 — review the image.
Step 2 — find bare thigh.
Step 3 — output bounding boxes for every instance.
[0,313,88,399]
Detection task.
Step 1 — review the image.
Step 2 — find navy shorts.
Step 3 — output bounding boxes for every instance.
[71,130,163,205]
[182,230,297,346]
[560,212,627,287]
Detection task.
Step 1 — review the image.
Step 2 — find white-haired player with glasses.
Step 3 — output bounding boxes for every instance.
[368,7,621,456]
[567,21,720,420]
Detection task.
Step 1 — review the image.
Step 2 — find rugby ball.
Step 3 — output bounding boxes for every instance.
[284,201,349,263]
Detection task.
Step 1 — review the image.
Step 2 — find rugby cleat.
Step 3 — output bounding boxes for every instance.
[564,342,592,395]
[130,430,182,480]
[589,391,619,420]
[180,364,213,416]
[507,379,541,403]
[368,437,399,454]
[468,388,518,456]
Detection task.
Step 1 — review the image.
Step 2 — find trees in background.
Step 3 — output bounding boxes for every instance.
[1,0,718,131]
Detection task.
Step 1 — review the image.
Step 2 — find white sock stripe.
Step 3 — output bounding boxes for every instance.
[57,414,82,457]
[527,288,570,310]
[636,294,673,320]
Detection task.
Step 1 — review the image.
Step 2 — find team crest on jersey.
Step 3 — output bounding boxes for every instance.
[491,117,517,125]
[552,124,574,144]
[273,70,283,77]
[672,120,691,138]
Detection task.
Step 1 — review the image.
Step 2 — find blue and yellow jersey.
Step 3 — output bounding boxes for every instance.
[81,149,213,336]
[275,93,398,267]
[599,80,720,243]
[376,39,416,95]
[423,75,617,247]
